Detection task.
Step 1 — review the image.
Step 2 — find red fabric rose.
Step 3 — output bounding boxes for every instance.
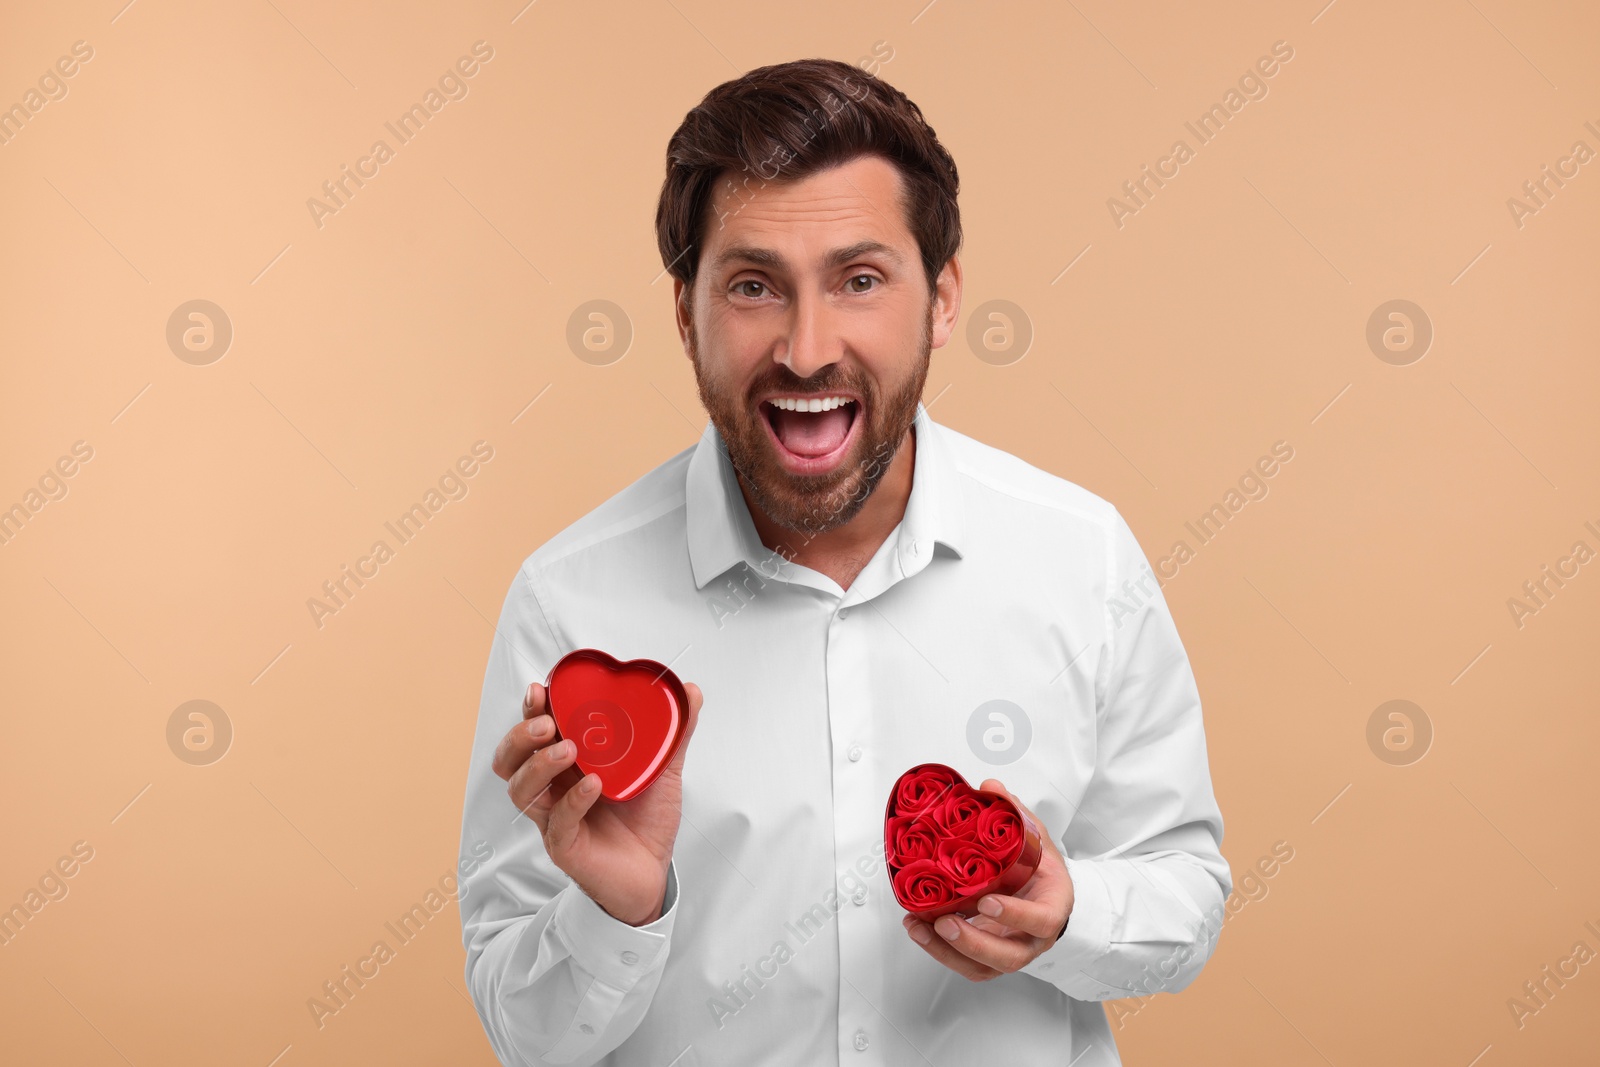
[894,765,957,817]
[891,859,956,909]
[975,804,1023,862]
[935,838,1001,892]
[886,815,940,865]
[886,763,1043,918]
[929,791,985,840]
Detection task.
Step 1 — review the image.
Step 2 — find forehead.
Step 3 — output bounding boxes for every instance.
[700,153,915,271]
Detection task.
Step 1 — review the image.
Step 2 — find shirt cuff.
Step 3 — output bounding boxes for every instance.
[1019,855,1117,993]
[552,861,679,991]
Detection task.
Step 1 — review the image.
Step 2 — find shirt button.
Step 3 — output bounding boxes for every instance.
[853,1029,869,1051]
[847,744,863,762]
[852,887,867,905]
[838,607,850,619]
[620,950,639,965]
[579,1023,595,1034]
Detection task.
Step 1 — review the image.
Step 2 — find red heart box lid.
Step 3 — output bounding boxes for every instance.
[544,649,689,803]
[884,762,1043,921]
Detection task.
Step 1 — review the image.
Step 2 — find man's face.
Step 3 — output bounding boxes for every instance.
[675,153,957,537]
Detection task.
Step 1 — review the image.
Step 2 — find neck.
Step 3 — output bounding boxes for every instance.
[738,423,917,592]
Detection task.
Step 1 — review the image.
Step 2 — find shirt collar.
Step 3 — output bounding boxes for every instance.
[686,401,967,591]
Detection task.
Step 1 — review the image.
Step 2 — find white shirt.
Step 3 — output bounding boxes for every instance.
[458,403,1232,1066]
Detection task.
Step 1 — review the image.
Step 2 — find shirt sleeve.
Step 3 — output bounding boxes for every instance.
[1020,508,1234,1002]
[458,560,679,1066]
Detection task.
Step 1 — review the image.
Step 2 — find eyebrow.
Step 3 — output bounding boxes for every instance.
[710,239,906,275]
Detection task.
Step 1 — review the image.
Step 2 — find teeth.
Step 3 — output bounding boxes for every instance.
[767,396,855,412]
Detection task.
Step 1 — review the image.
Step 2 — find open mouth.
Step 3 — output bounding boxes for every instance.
[759,394,862,475]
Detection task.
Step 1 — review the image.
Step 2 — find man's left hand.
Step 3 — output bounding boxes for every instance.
[901,780,1074,981]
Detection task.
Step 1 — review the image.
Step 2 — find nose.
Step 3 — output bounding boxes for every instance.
[777,287,841,380]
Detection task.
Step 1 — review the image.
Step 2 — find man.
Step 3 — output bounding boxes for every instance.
[459,57,1231,1066]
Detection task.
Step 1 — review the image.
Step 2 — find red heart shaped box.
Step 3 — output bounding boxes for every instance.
[884,763,1043,921]
[544,649,689,803]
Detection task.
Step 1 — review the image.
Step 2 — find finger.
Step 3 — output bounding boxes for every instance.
[683,682,703,736]
[509,762,585,834]
[522,681,547,719]
[666,682,703,772]
[511,781,557,833]
[980,777,1033,818]
[492,714,557,781]
[506,738,581,829]
[902,916,1001,981]
[927,912,1041,974]
[545,772,604,855]
[974,891,1062,940]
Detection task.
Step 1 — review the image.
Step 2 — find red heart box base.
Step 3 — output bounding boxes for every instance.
[884,763,1043,921]
[544,649,688,803]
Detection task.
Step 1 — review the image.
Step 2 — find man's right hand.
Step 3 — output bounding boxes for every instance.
[492,678,703,927]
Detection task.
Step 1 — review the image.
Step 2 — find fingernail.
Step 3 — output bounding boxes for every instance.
[937,917,961,941]
[909,923,931,944]
[527,718,547,738]
[579,775,598,794]
[977,896,1002,917]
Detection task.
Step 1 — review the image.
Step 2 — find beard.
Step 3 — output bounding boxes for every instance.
[687,303,932,538]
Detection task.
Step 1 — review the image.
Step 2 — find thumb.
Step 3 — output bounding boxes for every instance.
[667,681,703,771]
[979,778,1015,804]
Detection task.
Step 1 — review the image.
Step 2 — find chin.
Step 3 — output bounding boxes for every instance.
[744,429,897,536]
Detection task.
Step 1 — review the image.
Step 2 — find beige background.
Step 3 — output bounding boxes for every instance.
[2,1,1596,1064]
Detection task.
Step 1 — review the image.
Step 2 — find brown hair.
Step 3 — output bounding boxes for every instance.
[655,57,961,300]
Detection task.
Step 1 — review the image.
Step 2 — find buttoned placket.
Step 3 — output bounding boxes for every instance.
[693,407,959,1062]
[826,520,937,1063]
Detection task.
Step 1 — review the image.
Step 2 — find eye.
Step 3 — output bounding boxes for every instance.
[846,273,880,293]
[732,280,769,298]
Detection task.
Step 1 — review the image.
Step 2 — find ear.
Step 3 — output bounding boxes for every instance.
[673,277,693,358]
[929,254,963,351]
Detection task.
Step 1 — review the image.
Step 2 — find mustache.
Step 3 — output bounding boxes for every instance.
[748,367,871,403]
